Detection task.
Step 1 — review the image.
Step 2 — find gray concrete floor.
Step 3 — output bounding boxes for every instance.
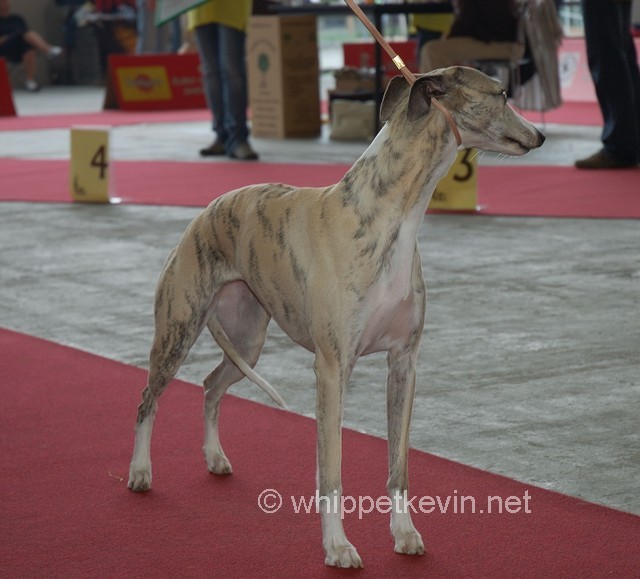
[1,86,638,516]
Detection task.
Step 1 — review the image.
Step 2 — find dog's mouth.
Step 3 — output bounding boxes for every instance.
[502,133,545,155]
[505,137,531,154]
[461,123,545,156]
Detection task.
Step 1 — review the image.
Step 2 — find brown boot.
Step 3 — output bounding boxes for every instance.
[199,140,225,157]
[575,149,638,169]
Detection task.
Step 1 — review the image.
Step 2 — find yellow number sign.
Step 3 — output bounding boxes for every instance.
[428,148,478,212]
[69,126,114,204]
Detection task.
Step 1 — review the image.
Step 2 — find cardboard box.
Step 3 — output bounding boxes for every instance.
[247,15,321,138]
[330,98,376,142]
[334,67,376,93]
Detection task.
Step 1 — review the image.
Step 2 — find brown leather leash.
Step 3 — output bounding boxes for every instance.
[343,0,462,146]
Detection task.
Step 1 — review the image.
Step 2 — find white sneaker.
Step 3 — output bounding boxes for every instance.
[47,46,63,59]
[25,79,40,92]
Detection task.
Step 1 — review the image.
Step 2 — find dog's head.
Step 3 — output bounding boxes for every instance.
[380,66,545,156]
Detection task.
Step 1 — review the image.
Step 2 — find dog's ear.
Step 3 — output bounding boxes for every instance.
[380,76,411,123]
[406,74,448,122]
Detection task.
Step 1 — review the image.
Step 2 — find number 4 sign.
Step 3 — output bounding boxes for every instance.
[69,126,117,203]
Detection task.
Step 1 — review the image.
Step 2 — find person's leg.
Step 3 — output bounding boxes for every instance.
[195,23,227,150]
[135,0,146,53]
[217,23,254,157]
[620,6,640,163]
[136,1,165,54]
[23,30,59,56]
[21,47,37,83]
[169,18,182,53]
[153,23,169,53]
[2,36,40,90]
[580,0,639,166]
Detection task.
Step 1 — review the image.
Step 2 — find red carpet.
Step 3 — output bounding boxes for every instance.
[476,165,640,218]
[1,158,639,219]
[0,100,603,131]
[0,108,210,131]
[1,327,638,577]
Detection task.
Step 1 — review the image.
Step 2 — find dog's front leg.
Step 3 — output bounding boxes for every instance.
[386,345,425,556]
[315,350,362,568]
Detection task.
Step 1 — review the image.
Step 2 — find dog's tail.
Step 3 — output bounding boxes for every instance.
[208,316,288,410]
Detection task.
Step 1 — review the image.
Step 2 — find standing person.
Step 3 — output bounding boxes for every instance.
[0,0,63,91]
[135,0,182,54]
[575,0,640,169]
[188,0,258,161]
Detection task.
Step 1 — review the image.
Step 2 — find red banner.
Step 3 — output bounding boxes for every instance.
[105,53,206,111]
[0,59,16,117]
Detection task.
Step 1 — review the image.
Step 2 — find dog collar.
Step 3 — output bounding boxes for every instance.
[431,98,462,146]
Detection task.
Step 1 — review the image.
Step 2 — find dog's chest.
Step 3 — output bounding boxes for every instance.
[358,217,422,351]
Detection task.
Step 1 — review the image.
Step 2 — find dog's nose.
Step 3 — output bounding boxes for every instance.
[537,130,546,146]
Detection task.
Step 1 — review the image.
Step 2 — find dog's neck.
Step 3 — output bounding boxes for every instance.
[337,114,458,228]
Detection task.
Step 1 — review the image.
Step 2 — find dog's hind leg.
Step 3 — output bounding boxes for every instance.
[128,238,222,492]
[202,281,271,475]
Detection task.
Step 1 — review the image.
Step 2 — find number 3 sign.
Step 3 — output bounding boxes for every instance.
[69,126,115,203]
[428,148,478,212]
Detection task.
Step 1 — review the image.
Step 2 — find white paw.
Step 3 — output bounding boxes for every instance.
[324,543,363,568]
[393,529,425,555]
[128,465,152,492]
[204,448,233,475]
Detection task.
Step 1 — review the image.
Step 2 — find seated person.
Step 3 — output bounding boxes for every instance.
[420,0,524,73]
[0,0,62,91]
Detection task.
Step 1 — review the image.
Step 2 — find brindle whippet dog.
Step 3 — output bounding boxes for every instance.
[128,67,545,568]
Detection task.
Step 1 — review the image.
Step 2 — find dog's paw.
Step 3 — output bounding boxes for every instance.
[204,450,233,475]
[207,457,233,475]
[127,466,152,492]
[324,543,363,568]
[393,529,425,555]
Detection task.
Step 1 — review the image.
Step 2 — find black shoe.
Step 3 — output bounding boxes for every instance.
[199,140,225,157]
[575,149,638,169]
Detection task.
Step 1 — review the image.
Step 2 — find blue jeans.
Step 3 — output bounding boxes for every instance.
[582,0,640,164]
[195,23,249,154]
